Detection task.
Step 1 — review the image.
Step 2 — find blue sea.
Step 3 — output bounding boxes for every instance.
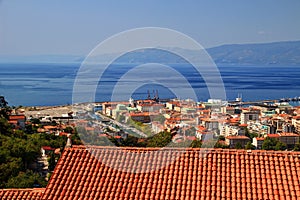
[1,62,300,106]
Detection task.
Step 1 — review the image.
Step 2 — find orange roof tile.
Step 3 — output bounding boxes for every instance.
[130,112,150,117]
[226,135,250,140]
[43,125,57,130]
[280,132,299,137]
[8,115,26,120]
[0,188,45,200]
[255,137,265,141]
[292,115,300,120]
[41,146,55,151]
[41,145,300,200]
[267,134,280,138]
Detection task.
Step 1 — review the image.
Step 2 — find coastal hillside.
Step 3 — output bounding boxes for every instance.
[1,41,300,65]
[78,40,300,65]
[207,41,300,65]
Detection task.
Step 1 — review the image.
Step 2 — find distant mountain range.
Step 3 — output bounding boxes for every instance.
[1,41,300,65]
[207,41,300,65]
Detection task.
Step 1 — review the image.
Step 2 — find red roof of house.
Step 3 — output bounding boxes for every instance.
[8,120,18,125]
[42,146,55,151]
[230,118,240,123]
[255,137,265,141]
[239,124,248,127]
[43,126,57,130]
[267,134,280,138]
[280,132,299,137]
[0,188,45,200]
[226,135,250,140]
[130,112,150,117]
[292,115,300,120]
[8,115,26,120]
[186,136,196,140]
[41,145,300,200]
[59,132,69,136]
[196,125,207,132]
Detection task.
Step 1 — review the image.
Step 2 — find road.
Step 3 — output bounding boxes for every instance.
[95,112,148,138]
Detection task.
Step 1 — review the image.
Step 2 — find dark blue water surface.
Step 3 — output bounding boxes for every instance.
[0,62,300,106]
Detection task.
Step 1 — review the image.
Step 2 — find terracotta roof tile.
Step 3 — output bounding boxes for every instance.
[40,146,300,200]
[8,115,26,120]
[226,135,250,140]
[0,188,45,200]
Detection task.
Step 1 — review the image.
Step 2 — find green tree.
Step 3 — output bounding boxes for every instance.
[245,128,258,141]
[235,142,243,149]
[30,118,40,124]
[214,142,229,149]
[275,141,287,151]
[190,139,202,148]
[122,135,139,147]
[218,135,225,141]
[293,143,300,151]
[64,126,74,133]
[0,113,70,188]
[147,131,172,147]
[245,142,255,150]
[0,118,12,136]
[5,170,47,188]
[262,137,287,151]
[0,157,23,188]
[48,152,56,171]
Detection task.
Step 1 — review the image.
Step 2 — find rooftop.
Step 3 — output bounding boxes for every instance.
[8,115,26,120]
[40,145,300,200]
[280,132,300,137]
[267,134,280,138]
[226,135,250,140]
[254,137,266,141]
[0,188,45,200]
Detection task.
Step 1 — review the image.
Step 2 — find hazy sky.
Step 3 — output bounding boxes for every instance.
[0,0,299,56]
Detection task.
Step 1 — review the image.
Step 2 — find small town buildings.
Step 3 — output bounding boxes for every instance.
[129,112,151,123]
[278,132,300,149]
[200,118,219,131]
[292,116,300,133]
[225,135,251,148]
[219,123,246,137]
[136,103,164,112]
[41,146,56,157]
[252,137,265,149]
[8,115,26,129]
[151,121,165,134]
[240,109,260,124]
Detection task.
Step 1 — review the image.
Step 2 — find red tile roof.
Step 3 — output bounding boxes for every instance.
[267,134,280,138]
[226,135,250,140]
[8,115,26,120]
[255,137,265,141]
[0,188,45,200]
[41,145,300,200]
[42,146,55,151]
[280,132,299,137]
